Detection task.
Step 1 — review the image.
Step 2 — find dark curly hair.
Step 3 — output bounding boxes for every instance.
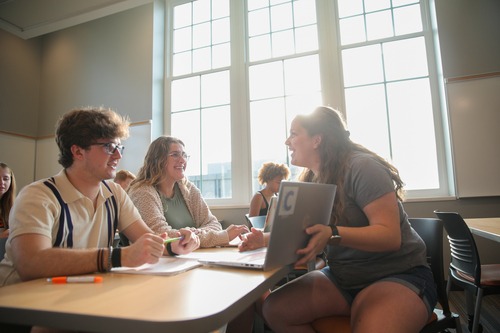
[257,162,290,185]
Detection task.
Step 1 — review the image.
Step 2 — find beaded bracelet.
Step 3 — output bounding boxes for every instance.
[106,246,113,272]
[96,249,101,272]
[97,248,106,273]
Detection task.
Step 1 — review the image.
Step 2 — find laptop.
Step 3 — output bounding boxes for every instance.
[263,196,278,232]
[199,181,337,271]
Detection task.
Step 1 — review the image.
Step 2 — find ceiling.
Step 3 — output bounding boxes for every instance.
[0,0,152,39]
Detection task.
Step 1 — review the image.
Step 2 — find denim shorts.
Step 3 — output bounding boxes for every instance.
[321,265,437,316]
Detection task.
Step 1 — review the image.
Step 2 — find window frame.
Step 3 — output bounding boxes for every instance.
[163,0,454,207]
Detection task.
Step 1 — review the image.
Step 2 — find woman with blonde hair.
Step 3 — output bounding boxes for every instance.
[128,136,248,248]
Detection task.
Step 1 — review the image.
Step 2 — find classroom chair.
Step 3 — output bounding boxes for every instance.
[435,211,500,333]
[312,217,462,333]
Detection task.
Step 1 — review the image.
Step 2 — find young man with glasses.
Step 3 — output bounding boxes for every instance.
[0,107,200,288]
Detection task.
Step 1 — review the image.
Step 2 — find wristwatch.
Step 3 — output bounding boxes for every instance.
[329,225,342,245]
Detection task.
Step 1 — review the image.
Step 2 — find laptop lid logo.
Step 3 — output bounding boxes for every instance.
[279,186,298,216]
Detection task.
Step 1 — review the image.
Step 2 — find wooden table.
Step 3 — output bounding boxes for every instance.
[0,248,290,333]
[464,217,500,243]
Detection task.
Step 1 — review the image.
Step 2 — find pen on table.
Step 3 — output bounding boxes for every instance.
[164,236,184,244]
[47,276,103,284]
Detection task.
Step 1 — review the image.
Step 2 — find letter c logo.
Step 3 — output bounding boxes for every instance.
[284,190,294,212]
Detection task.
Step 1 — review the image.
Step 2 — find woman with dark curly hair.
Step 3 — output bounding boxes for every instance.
[248,162,290,217]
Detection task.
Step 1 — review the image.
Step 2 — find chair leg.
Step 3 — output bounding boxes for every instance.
[465,291,474,316]
[467,315,483,333]
[454,316,464,333]
[446,277,452,295]
[470,289,484,333]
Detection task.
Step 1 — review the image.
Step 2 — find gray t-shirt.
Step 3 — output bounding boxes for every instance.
[327,152,427,289]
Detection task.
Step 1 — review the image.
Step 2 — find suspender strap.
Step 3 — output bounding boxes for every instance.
[102,181,119,246]
[43,178,118,248]
[43,178,73,248]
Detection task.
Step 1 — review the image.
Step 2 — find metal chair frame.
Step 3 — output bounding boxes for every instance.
[435,211,500,333]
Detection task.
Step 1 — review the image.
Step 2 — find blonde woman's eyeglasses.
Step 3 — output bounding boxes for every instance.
[168,151,190,161]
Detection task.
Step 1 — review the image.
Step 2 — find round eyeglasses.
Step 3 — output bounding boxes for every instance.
[168,151,190,161]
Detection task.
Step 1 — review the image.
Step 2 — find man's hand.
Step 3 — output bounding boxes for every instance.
[121,233,165,267]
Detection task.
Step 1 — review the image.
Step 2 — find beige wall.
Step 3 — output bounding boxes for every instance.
[37,3,154,136]
[434,0,500,78]
[0,29,41,136]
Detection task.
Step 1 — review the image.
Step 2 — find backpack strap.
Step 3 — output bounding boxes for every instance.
[43,178,73,248]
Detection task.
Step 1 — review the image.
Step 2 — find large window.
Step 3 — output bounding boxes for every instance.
[247,0,322,188]
[337,0,443,194]
[169,0,232,199]
[166,0,450,205]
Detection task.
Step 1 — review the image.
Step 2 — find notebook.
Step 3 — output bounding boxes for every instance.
[112,257,201,276]
[199,181,337,271]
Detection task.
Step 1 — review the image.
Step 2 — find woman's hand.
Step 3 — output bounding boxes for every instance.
[238,228,266,252]
[226,224,250,242]
[171,228,200,254]
[295,224,331,267]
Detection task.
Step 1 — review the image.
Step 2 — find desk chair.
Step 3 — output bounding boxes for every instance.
[312,217,462,333]
[434,211,500,333]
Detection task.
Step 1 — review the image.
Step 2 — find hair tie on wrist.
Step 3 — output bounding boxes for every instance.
[166,242,178,256]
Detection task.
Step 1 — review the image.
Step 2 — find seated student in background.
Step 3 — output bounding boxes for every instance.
[128,136,248,248]
[0,107,200,288]
[248,162,290,217]
[114,169,136,190]
[255,106,436,333]
[0,162,16,239]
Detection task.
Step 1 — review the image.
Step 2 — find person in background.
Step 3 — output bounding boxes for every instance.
[0,107,199,290]
[128,136,248,248]
[258,106,436,333]
[0,162,16,239]
[114,169,136,190]
[248,162,290,217]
